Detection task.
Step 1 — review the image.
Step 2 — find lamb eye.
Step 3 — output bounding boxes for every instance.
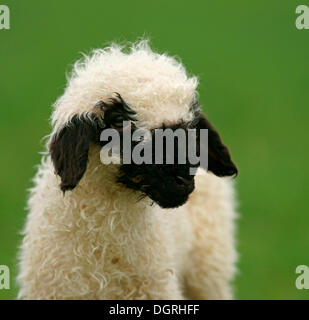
[111,115,124,128]
[132,176,142,183]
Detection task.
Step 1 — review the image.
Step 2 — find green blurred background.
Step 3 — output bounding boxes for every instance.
[1,0,308,299]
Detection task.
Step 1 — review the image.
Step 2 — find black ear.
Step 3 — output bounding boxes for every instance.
[49,115,100,192]
[196,113,238,177]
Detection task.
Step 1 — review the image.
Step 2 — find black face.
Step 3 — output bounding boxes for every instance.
[108,118,199,208]
[50,94,238,209]
[116,122,198,208]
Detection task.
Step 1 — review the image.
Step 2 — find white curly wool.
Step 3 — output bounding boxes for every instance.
[52,41,198,133]
[17,41,238,300]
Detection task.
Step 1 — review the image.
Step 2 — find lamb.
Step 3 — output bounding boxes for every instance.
[17,40,238,300]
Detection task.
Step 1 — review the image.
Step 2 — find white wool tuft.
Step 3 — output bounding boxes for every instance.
[52,40,198,134]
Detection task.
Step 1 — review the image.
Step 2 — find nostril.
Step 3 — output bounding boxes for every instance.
[175,176,191,186]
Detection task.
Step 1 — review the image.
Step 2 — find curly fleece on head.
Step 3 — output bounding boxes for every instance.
[52,40,198,134]
[17,40,238,300]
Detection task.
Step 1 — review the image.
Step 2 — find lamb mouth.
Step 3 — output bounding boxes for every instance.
[143,186,194,209]
[150,194,190,209]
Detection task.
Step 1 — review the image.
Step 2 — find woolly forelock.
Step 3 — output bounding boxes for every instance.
[51,40,199,135]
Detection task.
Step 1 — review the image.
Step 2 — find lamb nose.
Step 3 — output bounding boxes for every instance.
[175,176,191,186]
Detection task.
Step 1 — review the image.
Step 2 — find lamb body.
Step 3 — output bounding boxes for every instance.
[18,41,238,299]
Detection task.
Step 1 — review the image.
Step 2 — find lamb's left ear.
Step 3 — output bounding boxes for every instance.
[196,113,238,177]
[49,115,100,192]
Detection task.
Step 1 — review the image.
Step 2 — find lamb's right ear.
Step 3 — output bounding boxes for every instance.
[49,115,100,193]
